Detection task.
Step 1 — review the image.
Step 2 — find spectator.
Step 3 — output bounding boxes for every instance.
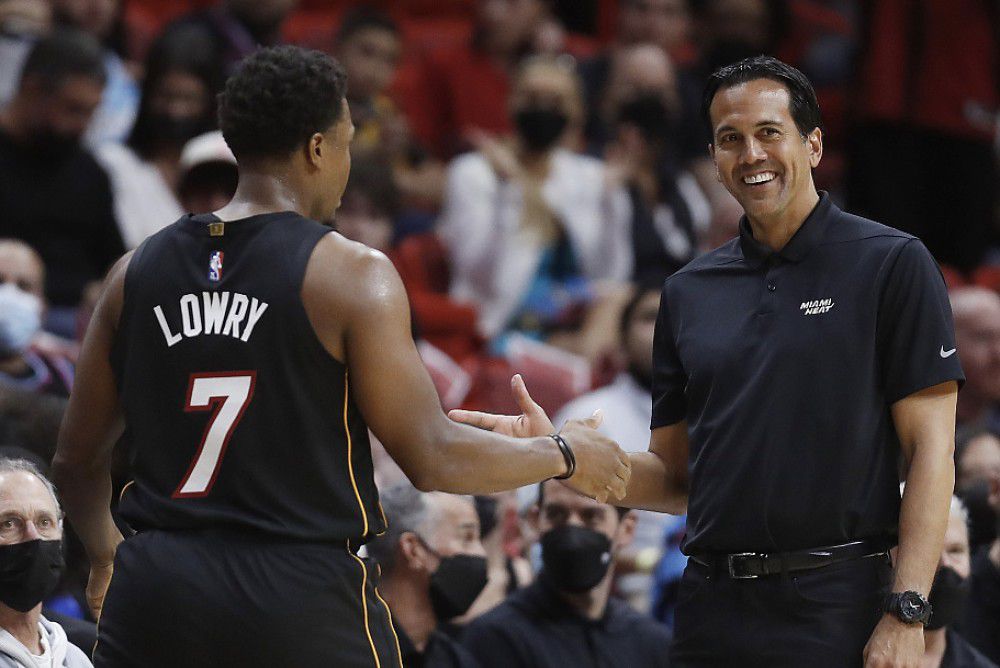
[175,130,237,215]
[964,459,1000,664]
[0,0,50,107]
[0,458,92,667]
[439,56,631,360]
[957,429,1000,557]
[462,480,670,667]
[95,30,218,248]
[950,288,1000,434]
[159,0,298,84]
[0,240,74,397]
[406,0,550,158]
[847,0,999,273]
[602,45,711,282]
[551,283,683,615]
[0,29,124,332]
[911,491,996,668]
[50,0,138,145]
[366,483,487,668]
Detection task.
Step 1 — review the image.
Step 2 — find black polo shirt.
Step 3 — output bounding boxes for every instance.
[651,192,964,554]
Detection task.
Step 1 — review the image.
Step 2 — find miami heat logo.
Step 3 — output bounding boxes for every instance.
[208,251,224,282]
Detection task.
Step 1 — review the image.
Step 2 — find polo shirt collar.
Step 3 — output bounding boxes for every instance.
[739,191,834,267]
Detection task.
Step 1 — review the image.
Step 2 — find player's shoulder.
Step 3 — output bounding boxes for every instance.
[307,233,404,305]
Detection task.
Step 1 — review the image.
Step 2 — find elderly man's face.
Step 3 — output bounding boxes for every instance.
[939,511,971,579]
[0,471,61,546]
[423,495,485,561]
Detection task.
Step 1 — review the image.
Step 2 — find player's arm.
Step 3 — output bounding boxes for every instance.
[313,242,630,501]
[864,380,958,667]
[50,253,132,618]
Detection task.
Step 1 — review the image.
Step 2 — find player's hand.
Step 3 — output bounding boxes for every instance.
[862,614,924,668]
[86,560,114,621]
[448,374,555,438]
[559,413,631,503]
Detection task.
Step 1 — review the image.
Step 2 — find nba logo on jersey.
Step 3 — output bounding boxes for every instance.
[208,251,224,282]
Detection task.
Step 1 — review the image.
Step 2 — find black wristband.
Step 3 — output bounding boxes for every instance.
[550,433,576,480]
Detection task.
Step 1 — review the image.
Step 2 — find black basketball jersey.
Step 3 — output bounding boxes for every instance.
[111,212,386,544]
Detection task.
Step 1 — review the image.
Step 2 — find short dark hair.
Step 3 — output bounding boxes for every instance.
[700,55,821,144]
[217,46,348,161]
[537,480,629,519]
[19,28,106,92]
[335,6,399,45]
[619,279,663,338]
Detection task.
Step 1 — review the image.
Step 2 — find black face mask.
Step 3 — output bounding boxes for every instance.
[145,113,207,148]
[541,524,613,593]
[514,107,568,152]
[926,566,970,630]
[617,93,674,143]
[428,553,489,621]
[957,481,998,550]
[0,539,64,612]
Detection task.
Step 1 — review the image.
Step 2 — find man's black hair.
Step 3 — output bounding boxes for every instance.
[537,480,629,519]
[19,28,107,92]
[341,155,400,218]
[700,55,821,143]
[218,46,348,161]
[335,5,399,45]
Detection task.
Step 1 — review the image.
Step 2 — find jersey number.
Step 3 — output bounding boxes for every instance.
[173,372,257,498]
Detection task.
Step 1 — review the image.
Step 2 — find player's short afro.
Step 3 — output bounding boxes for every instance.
[218,45,347,161]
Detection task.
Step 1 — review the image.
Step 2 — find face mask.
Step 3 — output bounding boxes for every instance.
[428,553,489,621]
[145,113,208,148]
[0,283,42,357]
[957,481,998,549]
[926,566,970,630]
[0,539,64,612]
[617,93,674,142]
[514,107,568,152]
[540,524,612,593]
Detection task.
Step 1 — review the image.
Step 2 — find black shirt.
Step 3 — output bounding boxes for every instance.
[461,576,672,668]
[396,624,481,668]
[963,547,1000,664]
[942,628,998,668]
[651,193,964,554]
[0,129,124,306]
[112,212,385,543]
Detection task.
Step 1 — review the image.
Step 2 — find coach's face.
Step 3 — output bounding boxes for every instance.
[709,78,821,226]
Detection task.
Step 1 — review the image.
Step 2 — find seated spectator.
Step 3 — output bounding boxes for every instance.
[0,0,50,107]
[551,283,682,614]
[51,0,138,145]
[175,130,237,215]
[366,483,486,668]
[0,28,124,334]
[964,463,1000,664]
[912,490,997,667]
[950,288,1000,434]
[0,458,93,667]
[95,30,218,248]
[0,240,74,397]
[405,0,550,158]
[439,56,631,361]
[462,480,670,667]
[957,429,1000,552]
[159,0,298,84]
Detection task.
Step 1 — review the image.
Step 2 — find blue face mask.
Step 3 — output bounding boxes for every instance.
[0,283,42,357]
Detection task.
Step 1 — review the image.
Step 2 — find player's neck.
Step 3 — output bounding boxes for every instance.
[214,168,310,222]
[0,602,42,655]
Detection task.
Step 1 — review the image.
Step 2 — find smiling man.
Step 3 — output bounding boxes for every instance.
[451,55,964,667]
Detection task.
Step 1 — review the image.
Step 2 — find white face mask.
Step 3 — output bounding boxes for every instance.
[0,283,42,357]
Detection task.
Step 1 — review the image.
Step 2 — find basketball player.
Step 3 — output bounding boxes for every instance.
[51,46,630,667]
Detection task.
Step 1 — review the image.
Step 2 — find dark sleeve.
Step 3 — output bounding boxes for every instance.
[460,619,532,668]
[650,281,688,428]
[875,239,964,403]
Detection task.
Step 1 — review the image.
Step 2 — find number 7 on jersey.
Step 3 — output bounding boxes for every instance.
[173,371,257,498]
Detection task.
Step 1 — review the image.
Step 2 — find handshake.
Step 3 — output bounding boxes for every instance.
[449,374,632,504]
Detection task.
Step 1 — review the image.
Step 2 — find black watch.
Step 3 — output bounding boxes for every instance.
[884,591,932,626]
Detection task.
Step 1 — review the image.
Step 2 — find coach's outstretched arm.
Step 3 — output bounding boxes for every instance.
[303,236,631,502]
[451,381,689,515]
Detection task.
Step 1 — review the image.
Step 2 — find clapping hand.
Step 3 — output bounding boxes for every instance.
[448,374,554,438]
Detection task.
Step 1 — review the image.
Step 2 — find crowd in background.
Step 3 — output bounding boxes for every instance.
[0,0,998,666]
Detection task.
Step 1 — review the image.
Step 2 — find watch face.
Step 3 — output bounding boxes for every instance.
[899,592,927,621]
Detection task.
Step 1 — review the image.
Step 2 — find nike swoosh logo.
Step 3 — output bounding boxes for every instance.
[940,347,957,358]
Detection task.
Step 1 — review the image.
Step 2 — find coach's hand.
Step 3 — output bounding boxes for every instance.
[87,560,114,621]
[862,615,924,668]
[559,414,631,503]
[448,374,554,438]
